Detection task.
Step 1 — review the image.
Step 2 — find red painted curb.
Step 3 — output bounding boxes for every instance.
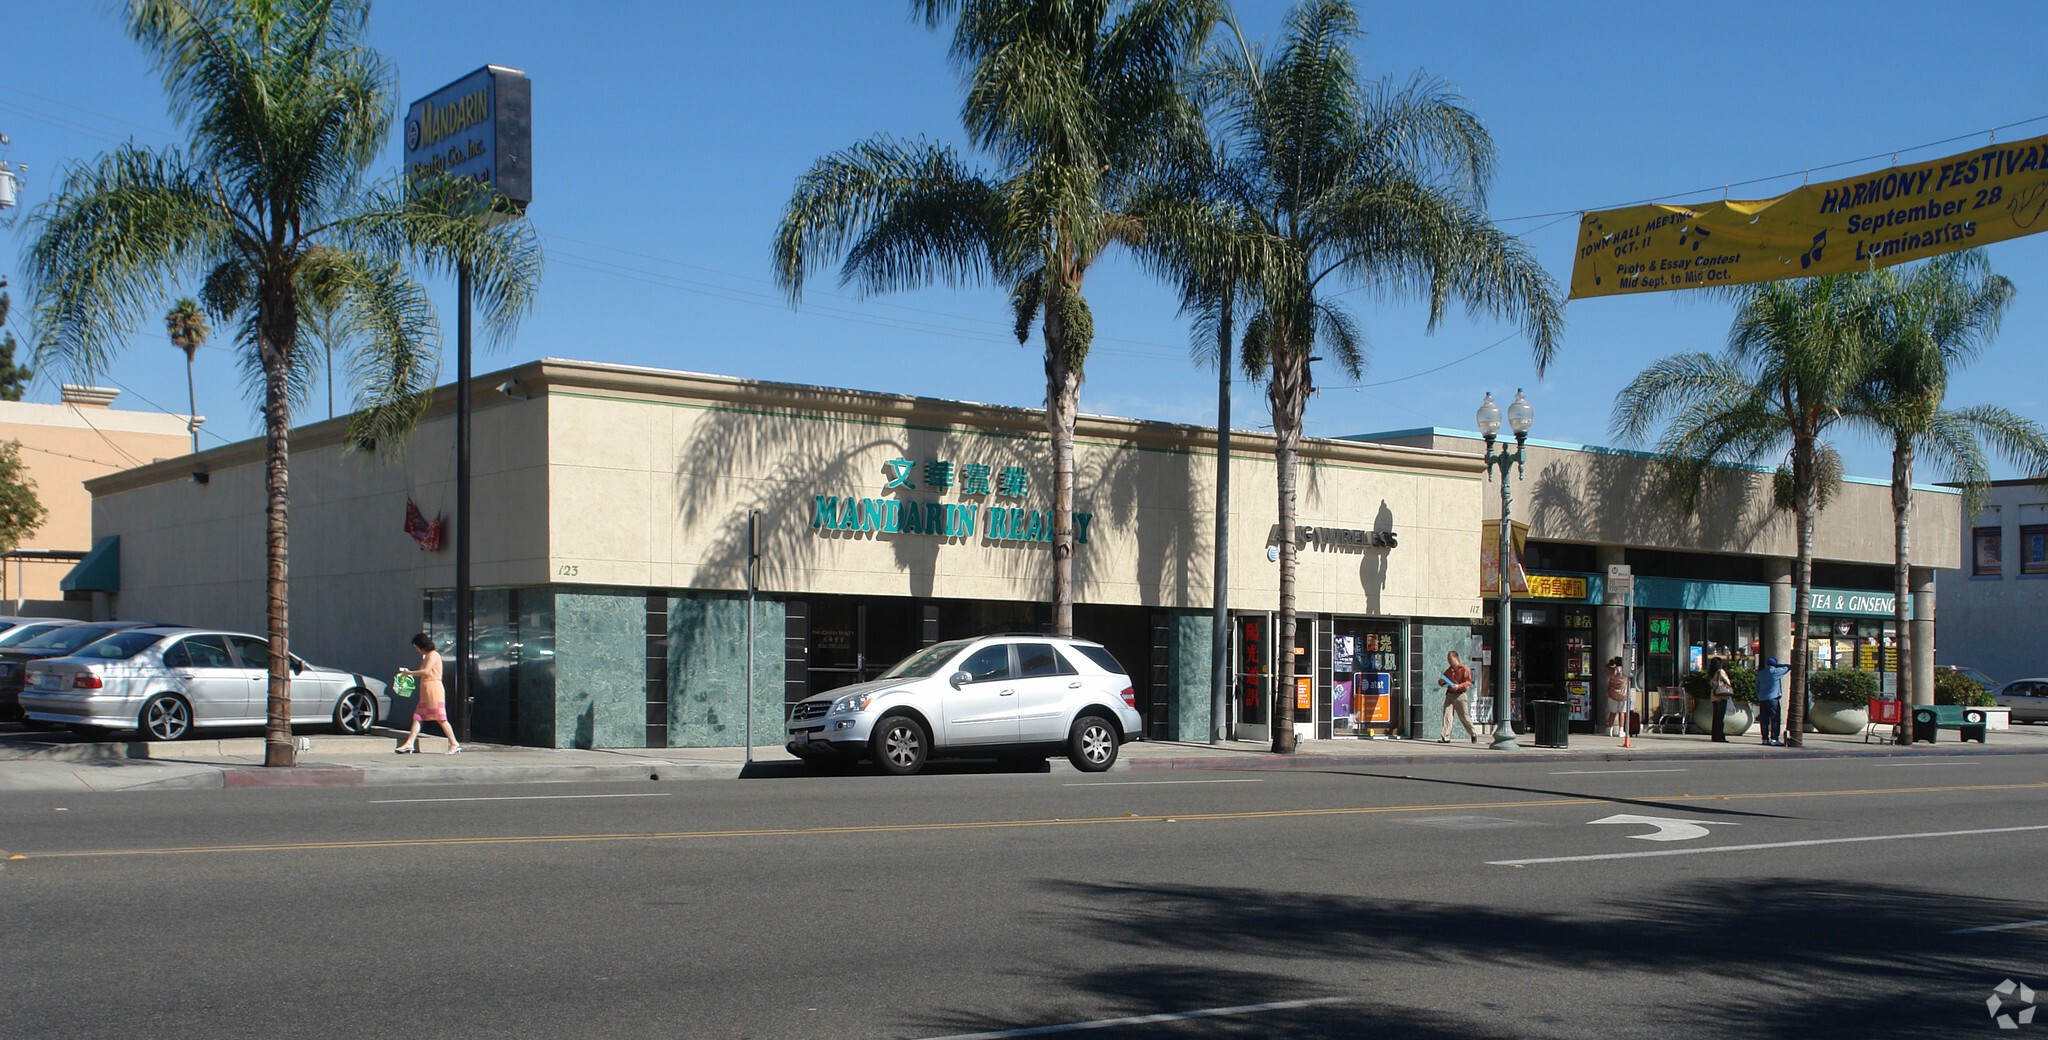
[221,767,366,788]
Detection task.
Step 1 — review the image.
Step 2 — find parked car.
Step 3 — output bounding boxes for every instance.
[19,627,388,740]
[1992,678,2048,723]
[0,620,168,722]
[785,634,1141,775]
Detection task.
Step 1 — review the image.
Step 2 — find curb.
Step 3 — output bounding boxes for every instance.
[1125,743,2048,771]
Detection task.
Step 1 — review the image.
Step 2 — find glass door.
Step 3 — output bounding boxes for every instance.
[1233,614,1268,743]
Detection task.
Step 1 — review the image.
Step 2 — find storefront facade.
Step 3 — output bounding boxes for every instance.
[1357,429,1960,730]
[84,360,1484,748]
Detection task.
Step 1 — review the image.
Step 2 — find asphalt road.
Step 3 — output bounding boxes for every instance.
[3,754,2044,1040]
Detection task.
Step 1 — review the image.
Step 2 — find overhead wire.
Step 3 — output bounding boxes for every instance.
[8,78,2043,405]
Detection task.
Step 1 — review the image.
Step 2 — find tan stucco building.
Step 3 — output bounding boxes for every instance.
[71,360,1958,749]
[0,385,195,617]
[1358,428,1959,730]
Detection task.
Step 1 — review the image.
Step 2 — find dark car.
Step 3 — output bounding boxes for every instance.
[0,621,175,722]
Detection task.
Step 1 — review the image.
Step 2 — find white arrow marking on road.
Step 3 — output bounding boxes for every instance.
[1589,814,1737,842]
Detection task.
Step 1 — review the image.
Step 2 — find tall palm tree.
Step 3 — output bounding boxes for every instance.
[775,0,1216,636]
[1201,0,1562,752]
[1614,273,1884,748]
[164,296,208,454]
[24,0,540,767]
[1847,251,2047,736]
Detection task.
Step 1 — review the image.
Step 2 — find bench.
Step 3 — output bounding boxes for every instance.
[1912,704,1988,744]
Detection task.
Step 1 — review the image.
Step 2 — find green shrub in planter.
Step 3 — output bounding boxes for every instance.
[1805,667,1879,703]
[1935,669,1995,708]
[1681,665,1758,704]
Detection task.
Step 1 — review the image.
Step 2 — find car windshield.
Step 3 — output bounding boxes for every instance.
[74,632,166,660]
[0,623,66,647]
[877,640,971,680]
[16,625,123,652]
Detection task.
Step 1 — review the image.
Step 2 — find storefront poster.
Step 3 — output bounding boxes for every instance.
[1332,678,1352,721]
[1567,681,1591,721]
[1357,672,1392,725]
[1333,635,1355,673]
[1296,676,1312,712]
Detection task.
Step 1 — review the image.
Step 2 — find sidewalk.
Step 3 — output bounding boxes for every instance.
[1,721,2042,793]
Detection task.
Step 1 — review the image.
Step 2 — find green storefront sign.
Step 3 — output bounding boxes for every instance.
[809,453,1092,544]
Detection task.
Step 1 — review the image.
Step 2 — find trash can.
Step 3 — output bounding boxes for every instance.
[1533,699,1569,748]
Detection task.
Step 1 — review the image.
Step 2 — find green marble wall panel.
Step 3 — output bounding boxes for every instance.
[553,589,647,749]
[668,592,787,748]
[517,588,556,747]
[1169,611,1215,742]
[1415,620,1470,741]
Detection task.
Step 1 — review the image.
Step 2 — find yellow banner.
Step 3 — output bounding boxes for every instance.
[1570,132,2048,298]
[1479,520,1529,596]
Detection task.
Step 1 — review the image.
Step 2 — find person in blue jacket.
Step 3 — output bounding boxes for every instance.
[1755,656,1791,747]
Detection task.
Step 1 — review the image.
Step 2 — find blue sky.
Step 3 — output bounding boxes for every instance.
[4,1,2047,482]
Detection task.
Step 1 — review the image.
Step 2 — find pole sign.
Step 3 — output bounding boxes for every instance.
[404,65,531,210]
[1570,130,2048,299]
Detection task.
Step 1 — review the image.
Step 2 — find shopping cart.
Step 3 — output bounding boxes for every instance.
[1652,687,1688,733]
[1864,697,1903,742]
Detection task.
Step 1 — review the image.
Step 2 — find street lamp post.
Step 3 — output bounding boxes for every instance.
[1477,389,1534,751]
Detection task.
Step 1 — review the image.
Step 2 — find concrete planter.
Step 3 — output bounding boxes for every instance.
[1985,706,2011,731]
[1810,699,1868,735]
[1689,701,1753,737]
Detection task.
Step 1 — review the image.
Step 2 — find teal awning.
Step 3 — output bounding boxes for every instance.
[61,536,119,592]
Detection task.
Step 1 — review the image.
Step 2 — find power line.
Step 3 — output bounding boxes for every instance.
[1494,114,2048,224]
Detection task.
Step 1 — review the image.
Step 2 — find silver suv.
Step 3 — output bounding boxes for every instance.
[785,635,1141,775]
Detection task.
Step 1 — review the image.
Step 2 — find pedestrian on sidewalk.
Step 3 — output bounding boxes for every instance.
[1605,656,1632,739]
[1438,650,1477,744]
[395,633,461,755]
[1755,656,1789,746]
[1706,656,1733,742]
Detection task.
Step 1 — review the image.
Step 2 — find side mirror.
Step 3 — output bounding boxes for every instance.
[289,656,305,675]
[949,671,971,689]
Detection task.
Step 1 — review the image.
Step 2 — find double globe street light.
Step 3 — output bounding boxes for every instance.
[1477,389,1534,751]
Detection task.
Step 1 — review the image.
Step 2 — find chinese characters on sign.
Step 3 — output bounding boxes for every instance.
[809,456,1093,545]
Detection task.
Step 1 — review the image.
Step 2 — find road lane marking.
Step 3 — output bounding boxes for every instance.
[368,793,675,804]
[1490,823,2048,866]
[22,780,2048,860]
[1589,814,1736,841]
[1061,779,1265,787]
[915,997,1351,1038]
[1873,761,1983,767]
[1947,918,2048,935]
[1550,768,1688,775]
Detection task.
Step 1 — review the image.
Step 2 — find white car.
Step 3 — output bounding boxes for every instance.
[19,627,388,741]
[785,635,1142,775]
[1993,678,2048,723]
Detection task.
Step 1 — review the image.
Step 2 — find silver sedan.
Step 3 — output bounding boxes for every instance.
[19,627,388,741]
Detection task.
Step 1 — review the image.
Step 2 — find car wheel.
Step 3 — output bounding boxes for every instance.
[332,689,379,734]
[141,694,192,741]
[1067,713,1120,772]
[870,714,929,776]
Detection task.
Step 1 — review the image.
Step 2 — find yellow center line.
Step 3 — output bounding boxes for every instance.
[17,781,2046,860]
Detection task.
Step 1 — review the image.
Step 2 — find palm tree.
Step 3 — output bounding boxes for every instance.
[1614,273,1884,748]
[775,0,1216,636]
[1846,251,2048,737]
[1200,0,1562,752]
[24,0,540,767]
[165,296,208,453]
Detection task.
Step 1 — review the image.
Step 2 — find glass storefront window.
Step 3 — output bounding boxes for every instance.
[1331,619,1400,737]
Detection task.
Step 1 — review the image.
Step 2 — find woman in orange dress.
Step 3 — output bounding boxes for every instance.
[395,633,461,754]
